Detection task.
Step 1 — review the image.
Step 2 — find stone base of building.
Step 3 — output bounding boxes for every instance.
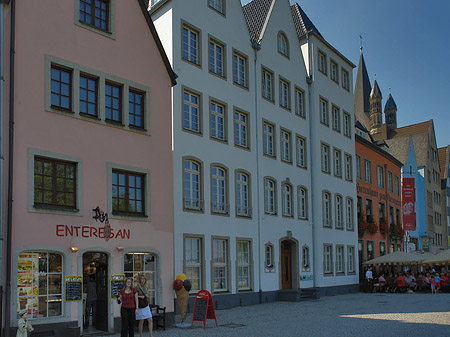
[317,283,360,297]
[8,320,79,337]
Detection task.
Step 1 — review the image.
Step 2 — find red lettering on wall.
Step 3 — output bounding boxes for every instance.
[55,224,131,239]
[98,227,104,238]
[56,225,64,236]
[123,229,130,239]
[74,226,80,236]
[65,225,73,237]
[82,226,89,238]
[90,227,98,238]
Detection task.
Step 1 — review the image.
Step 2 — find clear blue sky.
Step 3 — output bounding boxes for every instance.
[241,0,450,148]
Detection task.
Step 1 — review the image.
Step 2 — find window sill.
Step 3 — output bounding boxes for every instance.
[34,205,79,212]
[105,119,124,127]
[111,211,148,218]
[78,21,112,35]
[80,112,100,120]
[50,105,74,114]
[129,125,147,132]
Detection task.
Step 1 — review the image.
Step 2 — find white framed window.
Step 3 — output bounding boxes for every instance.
[332,105,340,132]
[237,240,251,290]
[356,155,361,180]
[296,136,306,168]
[336,245,344,274]
[209,38,225,77]
[342,69,349,90]
[263,122,275,157]
[321,143,330,173]
[323,191,331,227]
[388,171,393,192]
[343,112,351,137]
[277,32,289,57]
[347,246,355,273]
[208,0,224,14]
[295,88,305,117]
[262,68,273,101]
[364,159,372,183]
[394,176,400,196]
[335,195,343,229]
[377,166,384,188]
[265,243,274,270]
[234,110,248,149]
[280,130,291,163]
[183,159,202,210]
[211,166,228,214]
[210,101,226,141]
[345,154,352,181]
[318,50,327,75]
[282,182,293,217]
[320,98,329,126]
[124,252,157,303]
[279,78,290,109]
[297,186,307,220]
[346,198,354,230]
[330,60,339,83]
[182,24,200,65]
[183,90,201,133]
[212,238,228,292]
[233,51,247,87]
[264,178,276,215]
[334,149,342,177]
[302,246,310,271]
[236,171,251,217]
[184,236,202,293]
[323,244,333,274]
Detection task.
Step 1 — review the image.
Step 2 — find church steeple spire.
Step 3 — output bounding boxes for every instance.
[369,79,383,134]
[353,48,371,129]
[384,92,397,136]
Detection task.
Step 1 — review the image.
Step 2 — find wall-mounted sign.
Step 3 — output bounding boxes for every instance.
[300,275,314,281]
[402,178,416,231]
[111,274,125,299]
[65,275,83,302]
[55,224,131,239]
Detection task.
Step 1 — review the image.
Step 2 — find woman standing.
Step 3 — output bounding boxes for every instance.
[137,275,153,337]
[119,277,139,337]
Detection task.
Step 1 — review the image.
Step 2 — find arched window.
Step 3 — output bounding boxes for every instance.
[236,171,251,217]
[277,32,289,57]
[265,243,274,270]
[322,191,331,227]
[183,159,202,210]
[346,198,354,230]
[211,165,228,213]
[302,245,310,271]
[264,178,276,214]
[298,187,308,219]
[124,252,157,304]
[335,194,343,229]
[282,182,293,216]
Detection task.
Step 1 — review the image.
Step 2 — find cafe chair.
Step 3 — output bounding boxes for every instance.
[150,304,166,331]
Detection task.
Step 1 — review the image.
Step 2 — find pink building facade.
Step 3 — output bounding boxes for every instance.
[1,0,175,335]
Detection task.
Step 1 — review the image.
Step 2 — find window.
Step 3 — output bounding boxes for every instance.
[346,198,354,230]
[211,166,227,214]
[209,38,225,77]
[332,105,340,132]
[237,240,251,290]
[323,191,331,227]
[318,50,327,75]
[212,239,228,292]
[208,0,224,13]
[335,195,343,229]
[184,159,202,211]
[185,237,202,293]
[379,242,386,256]
[302,246,310,270]
[342,69,349,90]
[124,252,157,303]
[279,78,290,109]
[345,154,352,181]
[379,202,385,222]
[129,89,144,129]
[265,243,274,270]
[330,60,339,83]
[262,68,273,101]
[282,183,293,217]
[236,171,251,217]
[233,51,247,87]
[263,122,275,157]
[347,246,355,273]
[295,88,305,117]
[264,178,276,215]
[277,32,289,57]
[79,74,98,117]
[234,110,248,148]
[79,0,109,31]
[210,101,226,141]
[105,82,122,123]
[51,66,72,110]
[364,160,372,183]
[377,166,384,188]
[182,24,200,65]
[296,136,307,168]
[323,244,333,274]
[34,157,76,209]
[356,155,361,180]
[365,199,373,218]
[319,98,329,126]
[336,245,344,274]
[280,130,291,163]
[388,171,393,192]
[343,112,351,137]
[17,252,63,318]
[333,149,341,177]
[183,90,201,133]
[321,143,330,173]
[298,187,307,220]
[112,170,145,215]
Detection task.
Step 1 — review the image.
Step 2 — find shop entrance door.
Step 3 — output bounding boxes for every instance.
[83,252,108,332]
[281,241,292,289]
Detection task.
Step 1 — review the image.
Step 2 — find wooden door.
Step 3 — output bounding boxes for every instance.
[95,254,108,332]
[281,242,292,289]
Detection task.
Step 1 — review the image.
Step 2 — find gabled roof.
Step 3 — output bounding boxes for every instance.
[388,120,433,139]
[242,0,274,42]
[137,0,177,86]
[290,3,322,40]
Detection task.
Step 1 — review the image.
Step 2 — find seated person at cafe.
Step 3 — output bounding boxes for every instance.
[405,272,417,292]
[385,273,396,292]
[440,273,449,292]
[396,273,407,292]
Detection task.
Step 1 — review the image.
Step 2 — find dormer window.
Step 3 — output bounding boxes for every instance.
[277,32,289,57]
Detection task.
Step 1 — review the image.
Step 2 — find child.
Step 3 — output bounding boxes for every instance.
[17,309,34,337]
[435,273,441,294]
[430,274,436,294]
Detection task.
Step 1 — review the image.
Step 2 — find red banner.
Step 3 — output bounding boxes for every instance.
[402,178,415,231]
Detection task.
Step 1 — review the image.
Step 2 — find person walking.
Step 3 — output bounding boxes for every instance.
[119,277,139,337]
[85,274,97,328]
[136,275,153,337]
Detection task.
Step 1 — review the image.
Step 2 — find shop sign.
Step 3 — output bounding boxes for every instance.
[56,224,131,239]
[65,275,83,302]
[111,274,125,299]
[402,178,416,231]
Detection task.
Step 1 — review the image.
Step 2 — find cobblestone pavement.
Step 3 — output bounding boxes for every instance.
[103,292,450,337]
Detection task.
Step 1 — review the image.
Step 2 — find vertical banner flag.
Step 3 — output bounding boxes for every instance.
[402,178,415,231]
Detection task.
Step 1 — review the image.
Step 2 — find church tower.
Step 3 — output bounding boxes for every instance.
[369,79,382,135]
[384,93,397,137]
[353,50,371,130]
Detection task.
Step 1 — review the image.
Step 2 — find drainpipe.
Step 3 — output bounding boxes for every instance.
[384,163,389,255]
[5,0,15,336]
[0,3,5,334]
[251,40,262,303]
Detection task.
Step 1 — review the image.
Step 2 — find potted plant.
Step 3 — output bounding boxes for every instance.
[366,215,378,235]
[379,218,388,236]
[358,213,368,237]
